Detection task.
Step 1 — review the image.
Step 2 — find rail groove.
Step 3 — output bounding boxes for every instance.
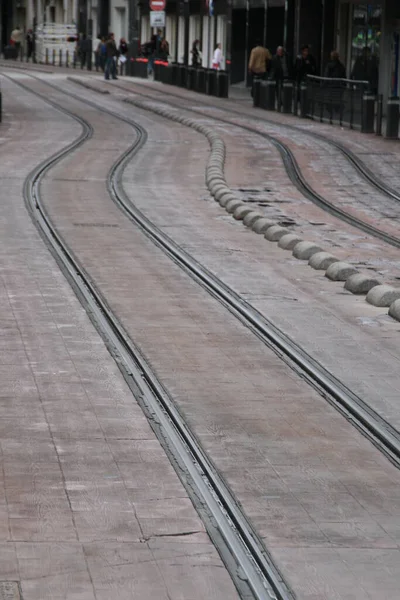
[5,68,400,469]
[4,71,400,599]
[112,78,400,249]
[113,77,400,205]
[2,70,292,600]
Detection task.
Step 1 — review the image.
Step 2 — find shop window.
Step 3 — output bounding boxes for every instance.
[350,4,381,91]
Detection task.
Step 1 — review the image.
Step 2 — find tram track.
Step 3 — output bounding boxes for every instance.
[107,77,400,249]
[2,61,400,246]
[1,69,292,600]
[3,69,400,595]
[4,68,400,466]
[110,77,400,205]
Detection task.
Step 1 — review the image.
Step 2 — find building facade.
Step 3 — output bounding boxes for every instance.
[1,0,400,102]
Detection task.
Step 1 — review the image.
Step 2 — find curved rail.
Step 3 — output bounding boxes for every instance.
[7,70,400,470]
[109,80,400,248]
[114,78,400,207]
[1,70,292,600]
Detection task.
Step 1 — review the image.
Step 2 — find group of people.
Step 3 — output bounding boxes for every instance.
[190,40,223,69]
[93,33,129,79]
[248,41,379,93]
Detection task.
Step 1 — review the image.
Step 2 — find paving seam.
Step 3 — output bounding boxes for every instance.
[2,69,292,600]
[11,70,400,467]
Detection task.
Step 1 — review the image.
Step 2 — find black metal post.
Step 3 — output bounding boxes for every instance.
[59,49,62,67]
[265,80,276,110]
[361,93,375,134]
[385,97,400,139]
[376,94,383,136]
[349,84,354,129]
[175,2,180,63]
[52,48,56,66]
[45,48,49,65]
[282,81,293,113]
[299,82,308,118]
[184,0,189,66]
[66,50,69,68]
[226,0,232,77]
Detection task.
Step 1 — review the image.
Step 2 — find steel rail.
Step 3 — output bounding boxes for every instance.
[106,80,400,248]
[111,78,400,208]
[2,70,292,600]
[7,69,400,471]
[12,70,400,467]
[1,60,399,205]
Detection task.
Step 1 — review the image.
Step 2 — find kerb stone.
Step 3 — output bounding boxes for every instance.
[252,218,275,234]
[308,252,339,270]
[366,285,400,307]
[344,273,380,295]
[293,241,322,260]
[325,261,358,281]
[264,225,289,242]
[278,233,303,250]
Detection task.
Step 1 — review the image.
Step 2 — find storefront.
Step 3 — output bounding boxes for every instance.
[337,0,400,99]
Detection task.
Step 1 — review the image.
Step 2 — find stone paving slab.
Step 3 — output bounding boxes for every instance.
[23,74,400,599]
[0,72,239,599]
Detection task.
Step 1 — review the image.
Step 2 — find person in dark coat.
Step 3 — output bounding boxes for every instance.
[26,29,34,62]
[191,40,200,68]
[105,33,118,80]
[294,45,316,84]
[269,46,292,83]
[324,50,346,79]
[351,46,379,93]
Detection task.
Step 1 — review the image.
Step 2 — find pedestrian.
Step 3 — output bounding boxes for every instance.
[160,37,170,60]
[351,46,379,93]
[269,46,292,107]
[248,39,271,95]
[10,26,22,59]
[191,39,201,68]
[324,50,346,79]
[119,37,128,57]
[118,37,128,75]
[269,46,292,83]
[94,33,102,71]
[79,34,89,69]
[104,33,118,80]
[147,34,157,75]
[26,29,34,62]
[294,44,316,85]
[212,43,222,70]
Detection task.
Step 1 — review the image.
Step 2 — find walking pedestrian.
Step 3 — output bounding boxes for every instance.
[191,39,201,68]
[118,37,128,75]
[26,29,34,62]
[104,33,118,80]
[160,37,170,60]
[324,50,346,79]
[269,46,292,83]
[79,34,90,69]
[269,46,292,107]
[10,26,22,59]
[147,34,157,75]
[294,44,316,85]
[212,43,222,70]
[248,39,271,95]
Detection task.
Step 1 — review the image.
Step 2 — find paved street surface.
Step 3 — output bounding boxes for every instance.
[0,65,400,599]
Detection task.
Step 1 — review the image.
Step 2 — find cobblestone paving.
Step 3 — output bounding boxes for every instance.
[0,72,239,599]
[14,73,400,599]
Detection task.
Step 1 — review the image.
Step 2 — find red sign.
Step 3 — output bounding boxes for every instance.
[149,0,165,10]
